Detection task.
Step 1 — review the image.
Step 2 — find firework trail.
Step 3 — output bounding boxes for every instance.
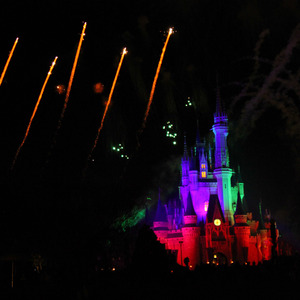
[0,37,19,86]
[82,48,127,177]
[45,23,86,168]
[87,48,127,160]
[140,28,174,134]
[11,56,58,170]
[56,22,87,132]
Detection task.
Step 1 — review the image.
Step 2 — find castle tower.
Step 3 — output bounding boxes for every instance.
[200,148,208,179]
[212,88,234,224]
[181,191,200,269]
[233,192,250,264]
[257,202,270,261]
[153,195,169,245]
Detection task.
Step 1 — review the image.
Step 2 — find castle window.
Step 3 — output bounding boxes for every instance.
[204,201,209,212]
[201,164,206,169]
[201,171,206,178]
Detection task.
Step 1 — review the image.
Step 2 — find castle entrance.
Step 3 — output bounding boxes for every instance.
[211,252,227,265]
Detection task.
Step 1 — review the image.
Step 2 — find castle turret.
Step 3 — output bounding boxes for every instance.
[182,191,200,269]
[212,88,234,224]
[233,192,250,263]
[153,196,169,245]
[200,148,208,179]
[257,202,271,261]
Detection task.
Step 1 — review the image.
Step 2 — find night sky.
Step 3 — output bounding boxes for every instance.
[1,0,300,257]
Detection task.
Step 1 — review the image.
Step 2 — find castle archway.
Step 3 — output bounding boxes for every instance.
[211,252,227,265]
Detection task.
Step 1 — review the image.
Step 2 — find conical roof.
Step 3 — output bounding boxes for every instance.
[234,192,246,216]
[154,197,168,222]
[184,191,196,216]
[206,194,225,223]
[258,201,266,230]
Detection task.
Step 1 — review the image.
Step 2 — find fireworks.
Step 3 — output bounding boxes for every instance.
[162,121,177,145]
[140,28,174,133]
[87,48,127,161]
[0,37,19,86]
[11,56,58,170]
[112,144,129,159]
[55,84,66,95]
[185,97,193,107]
[56,22,87,131]
[93,82,104,94]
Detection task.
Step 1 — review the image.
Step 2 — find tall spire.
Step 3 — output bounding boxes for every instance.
[183,132,188,160]
[184,191,196,216]
[154,190,168,223]
[214,79,227,124]
[234,191,246,216]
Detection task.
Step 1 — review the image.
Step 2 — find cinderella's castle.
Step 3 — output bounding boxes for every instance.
[152,92,279,269]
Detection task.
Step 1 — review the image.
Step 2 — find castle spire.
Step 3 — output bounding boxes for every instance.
[184,191,196,216]
[234,191,246,216]
[214,84,227,124]
[183,191,197,226]
[154,191,168,223]
[183,132,188,160]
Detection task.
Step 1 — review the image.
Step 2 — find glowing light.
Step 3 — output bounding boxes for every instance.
[214,219,221,226]
[162,121,177,146]
[204,201,209,212]
[111,143,129,159]
[201,171,206,178]
[185,97,192,107]
[55,84,66,94]
[93,82,104,94]
[0,37,19,86]
[140,28,174,133]
[11,56,58,170]
[85,47,127,171]
[56,22,87,132]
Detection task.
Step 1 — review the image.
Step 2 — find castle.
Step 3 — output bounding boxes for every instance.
[152,92,279,269]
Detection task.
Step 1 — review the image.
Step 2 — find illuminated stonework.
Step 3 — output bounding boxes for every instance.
[152,91,280,269]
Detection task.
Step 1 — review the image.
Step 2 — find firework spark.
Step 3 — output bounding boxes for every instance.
[0,37,19,86]
[56,22,87,132]
[88,48,127,157]
[83,48,127,176]
[11,56,58,170]
[140,28,174,133]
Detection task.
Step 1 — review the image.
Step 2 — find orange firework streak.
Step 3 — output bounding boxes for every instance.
[0,37,19,86]
[57,22,87,131]
[11,57,58,170]
[88,48,128,161]
[141,28,173,131]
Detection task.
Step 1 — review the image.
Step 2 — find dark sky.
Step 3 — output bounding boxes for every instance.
[1,0,300,251]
